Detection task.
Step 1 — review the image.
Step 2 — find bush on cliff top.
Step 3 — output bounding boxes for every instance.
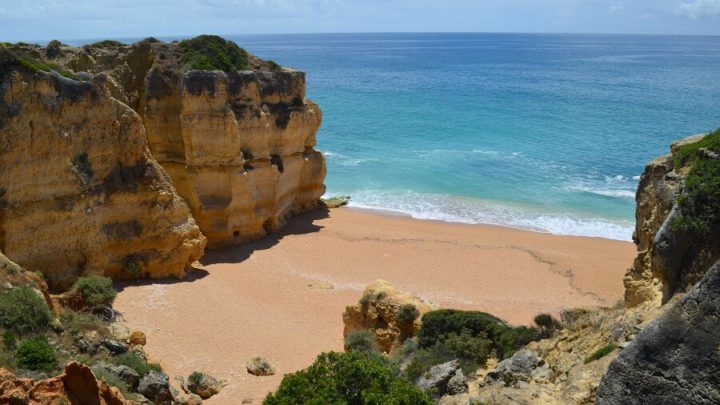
[0,46,78,79]
[264,351,432,405]
[344,329,380,353]
[179,35,249,71]
[671,128,720,238]
[0,286,53,334]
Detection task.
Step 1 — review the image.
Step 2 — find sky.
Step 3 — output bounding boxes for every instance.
[0,0,719,42]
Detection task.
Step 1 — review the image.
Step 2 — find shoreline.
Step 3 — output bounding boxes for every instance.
[343,204,633,243]
[114,207,635,403]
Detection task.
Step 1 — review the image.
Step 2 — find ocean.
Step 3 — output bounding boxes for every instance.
[72,33,720,241]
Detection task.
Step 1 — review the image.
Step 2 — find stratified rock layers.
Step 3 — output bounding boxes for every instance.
[145,70,325,247]
[0,71,206,290]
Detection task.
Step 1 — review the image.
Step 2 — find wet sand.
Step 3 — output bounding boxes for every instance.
[114,207,635,403]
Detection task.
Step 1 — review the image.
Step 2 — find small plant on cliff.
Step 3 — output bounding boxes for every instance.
[670,129,720,239]
[584,343,618,364]
[534,313,561,338]
[179,35,249,71]
[89,39,125,48]
[396,304,420,325]
[264,351,432,405]
[344,330,379,353]
[113,352,153,377]
[16,337,57,372]
[0,286,53,334]
[267,60,282,71]
[73,276,117,308]
[292,96,304,107]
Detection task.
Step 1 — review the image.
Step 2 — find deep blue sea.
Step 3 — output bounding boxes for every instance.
[69,33,720,240]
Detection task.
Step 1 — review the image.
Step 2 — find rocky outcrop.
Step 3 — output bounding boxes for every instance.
[597,259,720,404]
[343,280,434,353]
[0,35,326,287]
[624,134,720,307]
[0,361,137,404]
[0,66,206,290]
[148,69,325,247]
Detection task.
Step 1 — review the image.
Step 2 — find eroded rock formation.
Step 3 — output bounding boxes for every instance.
[0,35,326,287]
[0,66,206,290]
[343,280,433,353]
[624,134,720,307]
[0,362,136,404]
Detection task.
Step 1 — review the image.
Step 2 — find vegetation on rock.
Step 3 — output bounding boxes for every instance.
[0,44,78,79]
[264,351,432,404]
[179,35,250,71]
[73,276,117,308]
[397,303,420,325]
[0,286,53,334]
[585,343,618,364]
[16,337,56,371]
[408,309,539,382]
[344,329,380,353]
[671,129,720,238]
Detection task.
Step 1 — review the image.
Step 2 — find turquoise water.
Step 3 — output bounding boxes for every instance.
[73,33,720,240]
[230,33,720,240]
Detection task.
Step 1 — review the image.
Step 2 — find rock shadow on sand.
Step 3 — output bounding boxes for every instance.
[199,207,329,266]
[114,267,210,293]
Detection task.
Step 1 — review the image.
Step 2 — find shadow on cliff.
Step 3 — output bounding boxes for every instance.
[199,207,330,266]
[114,267,210,292]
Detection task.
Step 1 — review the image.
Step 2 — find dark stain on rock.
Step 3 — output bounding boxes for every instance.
[102,161,149,194]
[183,70,221,96]
[270,154,284,173]
[101,220,143,240]
[72,152,94,186]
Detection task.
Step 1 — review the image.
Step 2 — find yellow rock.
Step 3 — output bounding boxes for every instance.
[0,70,206,290]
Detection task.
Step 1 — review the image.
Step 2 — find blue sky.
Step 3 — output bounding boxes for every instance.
[1,0,719,42]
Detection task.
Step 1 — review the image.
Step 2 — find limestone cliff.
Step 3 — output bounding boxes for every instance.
[625,133,720,307]
[14,36,326,248]
[0,35,326,288]
[0,53,206,291]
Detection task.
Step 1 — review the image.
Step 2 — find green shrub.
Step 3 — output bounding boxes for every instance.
[188,371,205,385]
[405,344,455,382]
[179,35,249,71]
[673,128,720,169]
[16,337,56,372]
[113,352,152,377]
[417,309,506,348]
[3,330,16,349]
[396,304,419,325]
[359,294,370,307]
[344,330,379,353]
[89,40,124,48]
[292,96,304,107]
[405,330,492,381]
[585,343,618,364]
[498,326,539,359]
[0,286,53,334]
[73,276,117,307]
[267,60,281,71]
[533,313,554,328]
[264,351,431,405]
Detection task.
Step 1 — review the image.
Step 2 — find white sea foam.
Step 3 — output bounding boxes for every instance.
[331,190,635,241]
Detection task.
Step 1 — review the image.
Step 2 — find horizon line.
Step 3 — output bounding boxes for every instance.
[9,30,720,45]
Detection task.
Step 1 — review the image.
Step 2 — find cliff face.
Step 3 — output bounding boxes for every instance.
[0,67,206,291]
[147,70,325,247]
[0,36,326,287]
[598,259,720,404]
[625,134,720,308]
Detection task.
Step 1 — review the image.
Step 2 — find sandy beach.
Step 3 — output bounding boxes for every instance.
[114,207,635,403]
